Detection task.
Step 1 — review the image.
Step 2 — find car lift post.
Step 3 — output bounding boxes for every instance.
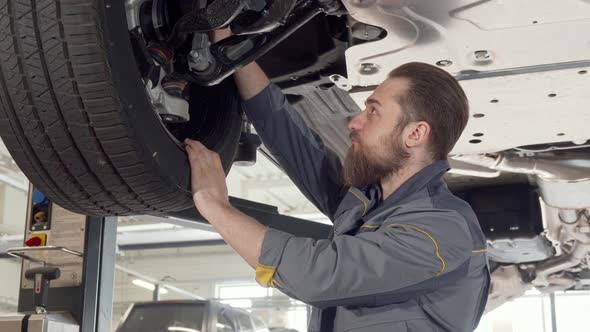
[0,185,117,332]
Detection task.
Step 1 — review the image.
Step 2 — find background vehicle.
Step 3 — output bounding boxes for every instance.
[116,299,270,332]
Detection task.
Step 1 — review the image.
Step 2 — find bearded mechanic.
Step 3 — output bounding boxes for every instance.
[184,30,490,332]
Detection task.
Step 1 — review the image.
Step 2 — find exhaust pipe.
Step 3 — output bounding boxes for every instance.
[451,154,590,182]
[452,153,590,207]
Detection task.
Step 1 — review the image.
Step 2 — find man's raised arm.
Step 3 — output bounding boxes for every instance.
[212,30,347,219]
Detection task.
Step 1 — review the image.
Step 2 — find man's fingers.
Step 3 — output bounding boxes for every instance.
[185,139,220,159]
[185,139,205,159]
[185,139,210,153]
[185,139,222,169]
[184,138,200,150]
[209,28,232,43]
[185,143,199,163]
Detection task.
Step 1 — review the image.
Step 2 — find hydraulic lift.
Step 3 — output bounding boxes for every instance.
[0,186,330,332]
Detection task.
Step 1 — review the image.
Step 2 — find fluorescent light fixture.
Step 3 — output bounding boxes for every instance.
[132,279,168,294]
[117,223,179,232]
[168,327,200,332]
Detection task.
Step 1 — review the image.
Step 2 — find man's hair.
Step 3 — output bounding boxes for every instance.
[389,62,469,160]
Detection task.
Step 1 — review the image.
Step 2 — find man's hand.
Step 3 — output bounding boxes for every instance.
[208,27,232,43]
[184,139,230,218]
[184,138,267,269]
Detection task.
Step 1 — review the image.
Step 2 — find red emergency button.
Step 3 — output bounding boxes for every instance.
[25,237,42,246]
[25,234,46,247]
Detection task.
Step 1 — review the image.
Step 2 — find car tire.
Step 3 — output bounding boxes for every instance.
[0,0,242,215]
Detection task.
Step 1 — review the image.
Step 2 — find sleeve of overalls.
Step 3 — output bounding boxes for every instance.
[254,209,473,309]
[242,83,347,220]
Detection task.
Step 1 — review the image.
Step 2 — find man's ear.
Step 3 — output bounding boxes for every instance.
[405,121,431,148]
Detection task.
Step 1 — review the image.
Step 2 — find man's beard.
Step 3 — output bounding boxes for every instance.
[343,130,410,188]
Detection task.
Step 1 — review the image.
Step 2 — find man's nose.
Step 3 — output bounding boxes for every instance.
[348,111,365,131]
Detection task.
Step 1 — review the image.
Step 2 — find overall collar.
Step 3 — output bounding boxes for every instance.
[379,159,450,206]
[352,160,450,218]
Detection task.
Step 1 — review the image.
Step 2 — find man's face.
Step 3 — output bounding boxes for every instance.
[343,78,411,188]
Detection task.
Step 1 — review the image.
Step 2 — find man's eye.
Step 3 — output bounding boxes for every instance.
[369,108,378,115]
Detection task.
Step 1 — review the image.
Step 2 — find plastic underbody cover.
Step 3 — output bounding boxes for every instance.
[487,236,554,263]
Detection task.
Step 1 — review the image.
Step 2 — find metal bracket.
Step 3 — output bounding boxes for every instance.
[7,246,83,264]
[188,0,323,85]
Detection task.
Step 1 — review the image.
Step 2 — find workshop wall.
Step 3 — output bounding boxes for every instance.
[0,183,26,314]
[0,260,20,313]
[0,185,27,234]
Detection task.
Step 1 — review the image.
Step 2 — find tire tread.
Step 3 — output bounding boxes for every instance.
[0,0,195,215]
